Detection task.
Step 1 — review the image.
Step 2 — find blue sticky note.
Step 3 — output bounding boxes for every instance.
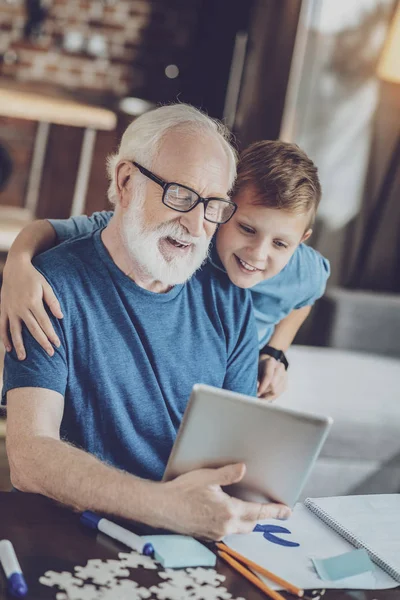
[312,549,373,581]
[142,535,216,568]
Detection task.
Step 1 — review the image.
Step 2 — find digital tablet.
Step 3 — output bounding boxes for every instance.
[163,384,333,507]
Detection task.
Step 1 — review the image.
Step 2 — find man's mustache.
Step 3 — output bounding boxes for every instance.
[155,222,206,247]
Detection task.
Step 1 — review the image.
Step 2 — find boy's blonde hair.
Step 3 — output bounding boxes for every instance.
[235,140,321,226]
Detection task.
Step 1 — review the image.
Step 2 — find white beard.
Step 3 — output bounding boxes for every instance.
[121,187,211,286]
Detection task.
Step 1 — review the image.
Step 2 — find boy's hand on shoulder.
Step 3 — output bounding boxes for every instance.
[0,257,62,359]
[257,355,287,401]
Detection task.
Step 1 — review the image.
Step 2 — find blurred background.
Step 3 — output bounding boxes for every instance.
[0,0,399,494]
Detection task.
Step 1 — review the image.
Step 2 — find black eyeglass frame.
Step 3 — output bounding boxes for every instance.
[132,161,237,224]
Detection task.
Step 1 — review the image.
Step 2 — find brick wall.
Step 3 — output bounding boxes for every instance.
[0,0,201,99]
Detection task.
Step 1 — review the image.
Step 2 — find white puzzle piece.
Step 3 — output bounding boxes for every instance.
[186,568,226,586]
[54,582,98,600]
[186,584,232,600]
[41,570,99,600]
[74,558,130,585]
[40,571,84,588]
[40,551,247,600]
[158,568,196,588]
[97,579,151,600]
[150,581,192,600]
[118,551,158,570]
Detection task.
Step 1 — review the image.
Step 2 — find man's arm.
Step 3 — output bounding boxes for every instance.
[258,306,311,400]
[6,387,158,520]
[6,387,290,538]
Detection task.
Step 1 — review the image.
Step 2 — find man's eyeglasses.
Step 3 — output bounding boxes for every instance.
[132,161,237,225]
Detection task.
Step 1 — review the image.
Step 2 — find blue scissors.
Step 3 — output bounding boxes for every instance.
[253,524,300,547]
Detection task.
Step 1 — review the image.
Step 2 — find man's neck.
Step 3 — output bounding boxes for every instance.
[101,219,173,293]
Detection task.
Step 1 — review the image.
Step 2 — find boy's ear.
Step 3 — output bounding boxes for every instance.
[301,228,312,243]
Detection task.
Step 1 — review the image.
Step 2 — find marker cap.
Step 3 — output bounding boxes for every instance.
[142,542,154,556]
[8,572,28,598]
[80,511,102,530]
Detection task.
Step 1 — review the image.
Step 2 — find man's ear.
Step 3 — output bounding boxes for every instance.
[301,228,312,243]
[115,161,134,207]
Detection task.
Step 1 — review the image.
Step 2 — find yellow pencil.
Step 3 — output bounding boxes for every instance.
[218,551,288,600]
[216,542,304,597]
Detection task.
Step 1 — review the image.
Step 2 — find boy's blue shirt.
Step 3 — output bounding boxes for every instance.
[49,211,331,348]
[2,229,258,481]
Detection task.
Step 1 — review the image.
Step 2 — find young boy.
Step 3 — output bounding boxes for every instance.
[0,141,329,400]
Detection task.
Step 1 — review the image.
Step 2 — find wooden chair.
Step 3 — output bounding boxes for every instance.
[0,84,117,253]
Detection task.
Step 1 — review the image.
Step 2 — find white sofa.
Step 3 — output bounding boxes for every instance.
[278,345,400,500]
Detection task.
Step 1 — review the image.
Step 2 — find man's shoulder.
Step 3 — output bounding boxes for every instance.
[33,231,97,287]
[194,260,250,302]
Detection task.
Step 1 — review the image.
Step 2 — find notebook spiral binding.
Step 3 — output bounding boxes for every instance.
[304,498,400,583]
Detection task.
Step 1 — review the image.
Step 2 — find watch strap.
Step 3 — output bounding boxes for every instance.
[259,344,289,370]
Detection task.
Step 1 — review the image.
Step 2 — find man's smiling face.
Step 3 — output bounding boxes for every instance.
[120,127,231,286]
[216,185,312,289]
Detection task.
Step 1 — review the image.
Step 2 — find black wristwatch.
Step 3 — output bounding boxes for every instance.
[259,344,289,370]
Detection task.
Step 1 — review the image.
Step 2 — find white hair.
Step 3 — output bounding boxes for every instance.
[106,103,237,205]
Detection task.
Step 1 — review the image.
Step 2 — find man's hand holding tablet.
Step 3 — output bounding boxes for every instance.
[161,462,291,540]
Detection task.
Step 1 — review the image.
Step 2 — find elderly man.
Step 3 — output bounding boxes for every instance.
[2,104,289,539]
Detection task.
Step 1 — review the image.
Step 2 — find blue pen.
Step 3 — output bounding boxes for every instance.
[81,511,154,556]
[0,540,28,598]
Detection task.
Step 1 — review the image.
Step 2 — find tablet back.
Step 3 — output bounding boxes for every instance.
[163,384,333,507]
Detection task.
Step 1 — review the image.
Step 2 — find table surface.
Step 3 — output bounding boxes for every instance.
[0,493,399,600]
[280,345,400,413]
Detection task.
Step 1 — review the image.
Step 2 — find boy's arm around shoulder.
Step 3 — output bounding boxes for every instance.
[48,210,114,244]
[0,220,62,356]
[0,211,112,356]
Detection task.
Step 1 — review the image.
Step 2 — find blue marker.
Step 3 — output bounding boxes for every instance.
[0,540,28,598]
[81,511,154,556]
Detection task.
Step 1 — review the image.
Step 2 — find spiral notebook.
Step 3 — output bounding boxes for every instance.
[224,494,400,590]
[304,495,400,582]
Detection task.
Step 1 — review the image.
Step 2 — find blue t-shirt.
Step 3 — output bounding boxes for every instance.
[2,230,258,481]
[49,212,330,348]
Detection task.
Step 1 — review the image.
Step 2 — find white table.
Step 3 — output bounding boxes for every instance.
[278,345,400,498]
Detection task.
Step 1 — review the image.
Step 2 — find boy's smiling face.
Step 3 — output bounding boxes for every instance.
[216,185,312,288]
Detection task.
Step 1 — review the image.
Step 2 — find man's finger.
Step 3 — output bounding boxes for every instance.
[210,463,246,487]
[258,503,291,521]
[43,283,63,319]
[238,498,291,522]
